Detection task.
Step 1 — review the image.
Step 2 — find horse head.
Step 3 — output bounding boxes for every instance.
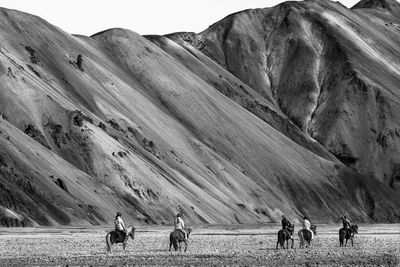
[350,225,358,234]
[310,225,317,235]
[287,223,295,234]
[186,227,192,237]
[127,226,135,239]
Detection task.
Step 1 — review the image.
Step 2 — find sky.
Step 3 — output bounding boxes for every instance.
[0,0,363,36]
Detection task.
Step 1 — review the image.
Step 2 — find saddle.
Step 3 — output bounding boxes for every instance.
[115,230,127,242]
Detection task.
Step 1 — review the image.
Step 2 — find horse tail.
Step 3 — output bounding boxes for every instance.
[277,231,284,248]
[106,233,112,252]
[298,230,304,248]
[339,229,343,246]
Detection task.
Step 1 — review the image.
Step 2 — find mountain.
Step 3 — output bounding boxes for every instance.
[167,0,400,187]
[0,0,400,227]
[351,0,400,10]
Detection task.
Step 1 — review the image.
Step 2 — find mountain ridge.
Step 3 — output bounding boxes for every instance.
[0,0,400,227]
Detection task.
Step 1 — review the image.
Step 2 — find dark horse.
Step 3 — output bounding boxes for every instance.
[276,224,295,249]
[298,225,317,248]
[169,227,192,252]
[106,226,135,252]
[339,225,358,247]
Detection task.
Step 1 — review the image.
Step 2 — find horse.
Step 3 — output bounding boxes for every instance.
[106,226,135,252]
[298,225,317,248]
[276,224,295,249]
[339,225,358,247]
[169,227,192,252]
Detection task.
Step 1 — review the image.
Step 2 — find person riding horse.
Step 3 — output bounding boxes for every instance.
[302,216,314,240]
[340,216,351,229]
[174,213,188,241]
[281,215,294,238]
[114,212,127,242]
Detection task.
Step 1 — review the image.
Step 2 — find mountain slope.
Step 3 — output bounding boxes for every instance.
[0,2,400,227]
[184,0,400,189]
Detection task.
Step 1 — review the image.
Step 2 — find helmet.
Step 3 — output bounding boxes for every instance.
[176,213,181,217]
[117,212,121,217]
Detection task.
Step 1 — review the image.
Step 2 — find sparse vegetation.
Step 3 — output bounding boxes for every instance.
[71,110,93,127]
[98,122,106,130]
[25,46,39,64]
[117,151,127,157]
[54,178,68,192]
[24,124,50,149]
[77,54,83,71]
[26,64,41,78]
[108,119,120,131]
[6,67,15,79]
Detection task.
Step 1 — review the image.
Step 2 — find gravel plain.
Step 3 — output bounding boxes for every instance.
[0,224,399,266]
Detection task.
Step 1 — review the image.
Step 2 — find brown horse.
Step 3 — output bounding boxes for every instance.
[276,224,295,249]
[106,226,135,252]
[169,227,192,252]
[298,225,317,248]
[339,225,358,247]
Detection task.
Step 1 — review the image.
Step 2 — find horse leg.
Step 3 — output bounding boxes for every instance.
[106,234,112,252]
[345,239,348,247]
[291,238,294,249]
[286,239,289,249]
[184,240,188,252]
[276,240,279,250]
[298,232,302,248]
[351,238,354,247]
[299,237,303,248]
[123,241,127,251]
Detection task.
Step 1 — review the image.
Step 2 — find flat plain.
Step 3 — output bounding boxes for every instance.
[0,224,399,266]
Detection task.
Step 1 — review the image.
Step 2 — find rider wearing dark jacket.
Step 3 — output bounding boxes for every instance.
[281,215,293,238]
[340,216,351,229]
[281,215,291,230]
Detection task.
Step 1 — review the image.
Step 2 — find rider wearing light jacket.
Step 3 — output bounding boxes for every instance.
[302,216,314,240]
[174,213,188,241]
[115,212,127,239]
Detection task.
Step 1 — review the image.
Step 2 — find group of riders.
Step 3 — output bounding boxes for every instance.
[281,214,351,239]
[114,212,188,242]
[114,211,352,244]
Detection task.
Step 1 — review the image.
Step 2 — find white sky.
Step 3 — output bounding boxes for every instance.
[0,1,366,36]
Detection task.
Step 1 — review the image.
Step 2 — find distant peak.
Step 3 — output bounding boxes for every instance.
[351,0,400,10]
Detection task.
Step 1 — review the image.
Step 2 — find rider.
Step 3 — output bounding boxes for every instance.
[174,213,188,241]
[302,216,314,240]
[281,215,293,238]
[340,215,351,229]
[114,212,127,240]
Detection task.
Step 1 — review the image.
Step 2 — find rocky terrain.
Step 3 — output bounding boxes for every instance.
[1,0,400,227]
[0,224,399,266]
